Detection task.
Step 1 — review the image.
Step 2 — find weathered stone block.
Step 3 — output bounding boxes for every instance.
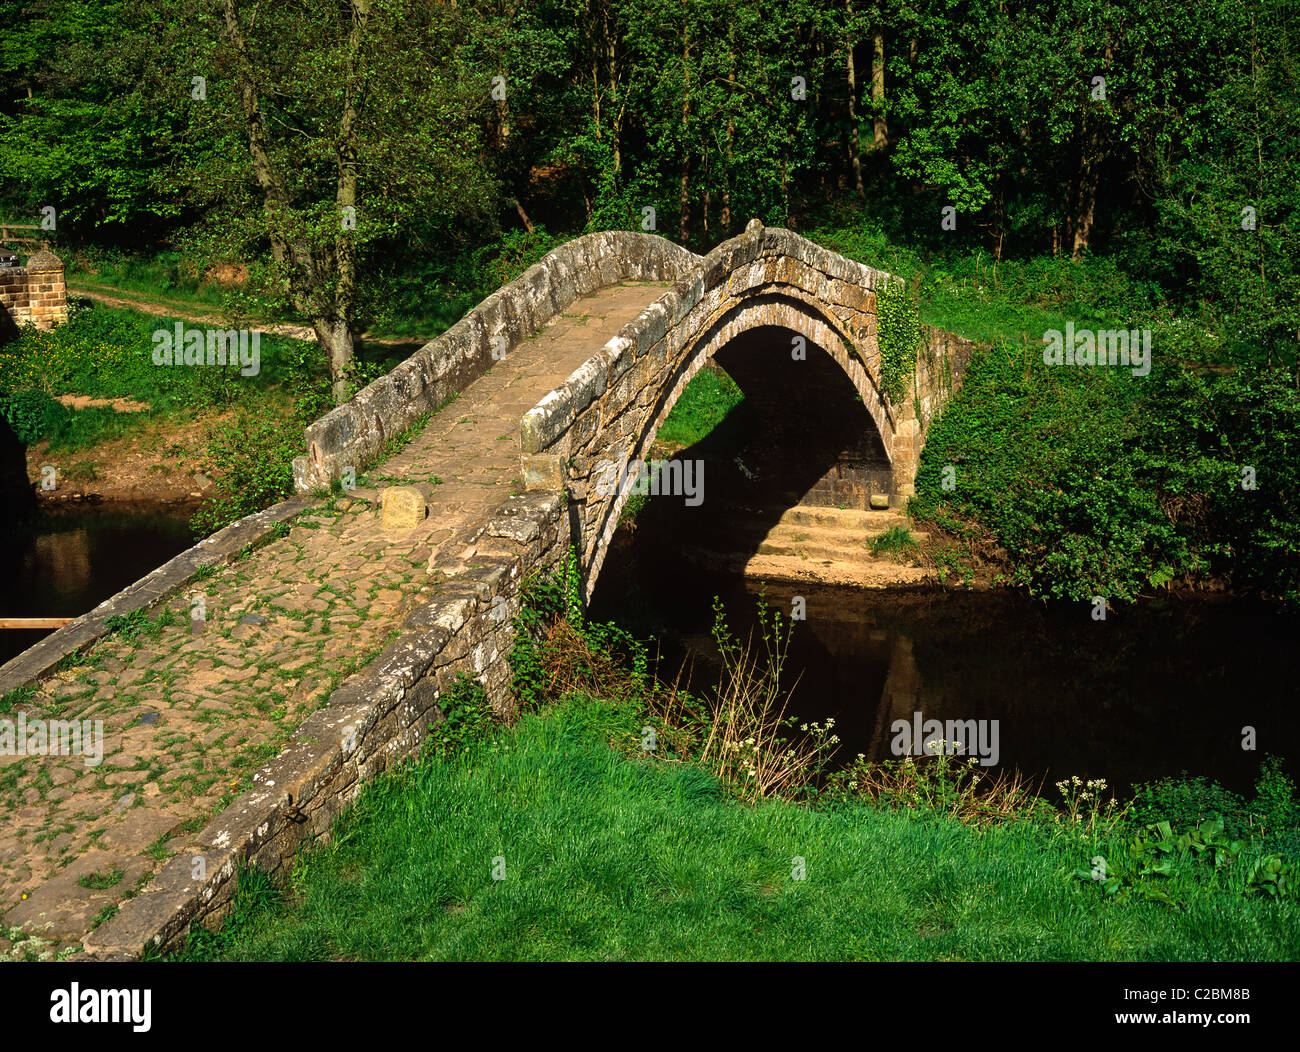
[521,452,565,491]
[520,389,575,454]
[381,486,427,529]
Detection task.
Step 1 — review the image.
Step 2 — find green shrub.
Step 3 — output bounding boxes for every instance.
[428,673,495,758]
[189,412,302,536]
[1252,756,1299,837]
[912,349,1300,604]
[0,389,69,443]
[478,226,568,289]
[1130,774,1249,840]
[508,549,584,712]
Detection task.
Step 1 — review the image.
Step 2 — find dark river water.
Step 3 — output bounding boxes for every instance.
[590,527,1300,801]
[0,504,199,667]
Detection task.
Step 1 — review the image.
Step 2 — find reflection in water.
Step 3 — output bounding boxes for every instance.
[590,531,1300,799]
[0,506,198,667]
[28,528,94,595]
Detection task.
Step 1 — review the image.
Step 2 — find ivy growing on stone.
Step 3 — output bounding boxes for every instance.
[876,282,921,404]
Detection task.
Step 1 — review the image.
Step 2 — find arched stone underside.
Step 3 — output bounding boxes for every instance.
[580,296,895,595]
[518,221,978,602]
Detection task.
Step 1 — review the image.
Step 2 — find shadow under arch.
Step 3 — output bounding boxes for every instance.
[581,294,895,600]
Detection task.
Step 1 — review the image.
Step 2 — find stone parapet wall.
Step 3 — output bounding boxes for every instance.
[293,232,699,492]
[84,491,569,960]
[0,250,68,333]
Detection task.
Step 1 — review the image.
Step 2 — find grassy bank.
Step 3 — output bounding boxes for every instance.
[0,300,378,531]
[169,693,1300,962]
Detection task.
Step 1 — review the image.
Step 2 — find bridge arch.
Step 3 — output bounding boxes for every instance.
[517,220,964,601]
[583,297,896,594]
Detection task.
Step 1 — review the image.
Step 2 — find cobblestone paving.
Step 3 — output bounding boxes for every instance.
[0,281,668,957]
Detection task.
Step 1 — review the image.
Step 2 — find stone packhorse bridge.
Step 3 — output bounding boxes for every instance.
[298,219,973,600]
[2,222,971,959]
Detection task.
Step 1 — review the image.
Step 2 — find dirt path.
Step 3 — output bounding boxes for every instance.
[66,282,415,345]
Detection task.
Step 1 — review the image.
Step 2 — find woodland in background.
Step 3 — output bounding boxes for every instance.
[1,0,1295,381]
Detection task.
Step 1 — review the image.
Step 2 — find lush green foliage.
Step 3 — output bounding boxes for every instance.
[1131,757,1300,851]
[911,345,1300,604]
[0,301,313,449]
[508,547,650,712]
[428,674,496,759]
[5,0,1294,365]
[0,388,68,443]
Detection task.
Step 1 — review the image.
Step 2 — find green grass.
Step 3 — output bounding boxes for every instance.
[0,685,36,714]
[655,362,744,449]
[103,607,181,643]
[172,695,1300,962]
[67,251,229,309]
[870,525,920,561]
[0,300,320,453]
[77,865,125,891]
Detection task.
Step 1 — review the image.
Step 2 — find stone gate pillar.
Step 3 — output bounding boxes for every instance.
[25,250,68,329]
[0,249,68,331]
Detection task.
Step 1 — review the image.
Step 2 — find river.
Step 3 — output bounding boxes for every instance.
[590,524,1300,800]
[0,503,198,667]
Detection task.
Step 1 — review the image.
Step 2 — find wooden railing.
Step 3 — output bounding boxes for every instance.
[0,221,50,254]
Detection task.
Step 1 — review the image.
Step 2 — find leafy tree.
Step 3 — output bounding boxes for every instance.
[158,0,499,402]
[1151,0,1300,370]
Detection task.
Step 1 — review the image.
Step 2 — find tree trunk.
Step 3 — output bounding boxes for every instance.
[221,0,301,285]
[328,0,370,402]
[679,21,691,242]
[722,33,735,233]
[512,197,535,232]
[315,316,357,405]
[871,29,888,149]
[222,0,371,404]
[1070,43,1110,259]
[846,1,865,197]
[604,0,622,176]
